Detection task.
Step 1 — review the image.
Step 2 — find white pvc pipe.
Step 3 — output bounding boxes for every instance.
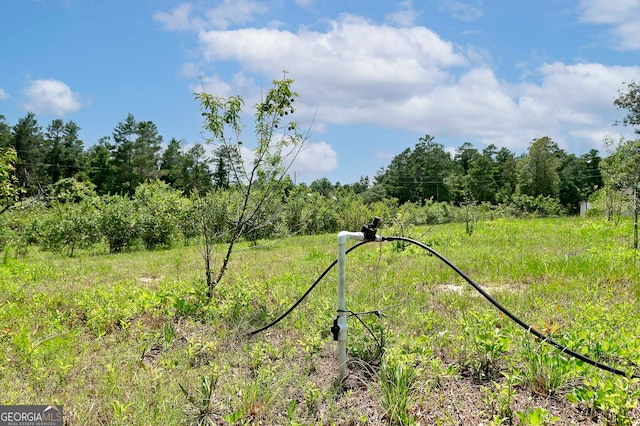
[336,231,382,382]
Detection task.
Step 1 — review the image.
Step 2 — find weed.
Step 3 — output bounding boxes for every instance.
[222,409,251,426]
[516,407,559,425]
[179,374,221,426]
[111,399,134,426]
[185,336,218,367]
[175,297,199,317]
[457,309,511,381]
[347,312,386,365]
[2,217,640,424]
[163,323,176,346]
[230,364,286,423]
[303,381,321,416]
[298,333,324,358]
[286,399,298,422]
[481,370,519,424]
[568,375,640,424]
[519,335,575,397]
[378,349,420,425]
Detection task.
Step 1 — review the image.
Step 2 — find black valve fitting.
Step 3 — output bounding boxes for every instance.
[330,317,340,341]
[361,217,380,241]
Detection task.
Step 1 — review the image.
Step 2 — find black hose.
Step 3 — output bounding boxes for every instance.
[383,235,640,379]
[248,232,638,379]
[247,240,371,336]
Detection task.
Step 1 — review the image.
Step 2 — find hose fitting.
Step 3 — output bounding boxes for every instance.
[361,217,380,241]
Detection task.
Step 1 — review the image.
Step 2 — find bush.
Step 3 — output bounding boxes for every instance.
[191,189,239,245]
[422,199,455,224]
[301,192,339,235]
[40,199,100,256]
[368,198,399,228]
[337,193,373,232]
[508,194,565,217]
[5,199,48,256]
[98,195,139,253]
[134,180,184,249]
[282,191,305,235]
[50,178,97,204]
[0,216,13,252]
[175,196,196,244]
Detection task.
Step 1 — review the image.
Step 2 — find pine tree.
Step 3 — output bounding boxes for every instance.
[11,113,48,195]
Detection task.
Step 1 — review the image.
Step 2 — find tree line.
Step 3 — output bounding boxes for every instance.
[0,77,639,296]
[0,112,241,200]
[0,111,610,213]
[370,134,603,214]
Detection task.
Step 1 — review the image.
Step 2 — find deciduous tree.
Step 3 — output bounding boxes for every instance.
[615,81,640,133]
[601,138,640,248]
[609,81,640,247]
[0,147,19,214]
[518,136,561,198]
[195,73,307,297]
[375,135,454,203]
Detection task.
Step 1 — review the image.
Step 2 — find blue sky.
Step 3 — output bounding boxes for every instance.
[1,0,639,184]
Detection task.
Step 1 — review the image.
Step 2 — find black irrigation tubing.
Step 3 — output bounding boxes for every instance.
[246,240,371,336]
[248,233,639,379]
[382,235,640,379]
[340,309,386,364]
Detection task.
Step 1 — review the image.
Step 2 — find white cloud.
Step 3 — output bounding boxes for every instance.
[369,61,638,153]
[385,1,418,27]
[436,0,484,22]
[181,62,203,79]
[22,79,82,116]
[154,3,203,31]
[205,0,269,30]
[289,141,338,179]
[163,6,637,157]
[189,71,256,99]
[0,88,9,100]
[518,62,631,122]
[578,0,640,50]
[196,14,468,126]
[189,74,234,98]
[154,0,269,31]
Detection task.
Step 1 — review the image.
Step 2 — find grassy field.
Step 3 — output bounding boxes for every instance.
[1,216,640,425]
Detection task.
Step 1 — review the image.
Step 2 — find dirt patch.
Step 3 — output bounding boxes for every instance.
[437,282,522,295]
[303,343,615,425]
[138,274,163,288]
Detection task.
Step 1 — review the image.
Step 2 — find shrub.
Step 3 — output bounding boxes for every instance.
[50,178,97,204]
[98,195,139,253]
[508,194,565,217]
[40,199,100,256]
[301,192,339,235]
[0,216,13,252]
[422,199,455,224]
[134,180,183,249]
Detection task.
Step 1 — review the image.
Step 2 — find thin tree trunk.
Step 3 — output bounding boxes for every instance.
[205,250,213,298]
[634,178,638,250]
[213,235,237,293]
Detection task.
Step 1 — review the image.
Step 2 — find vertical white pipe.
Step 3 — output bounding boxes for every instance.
[337,231,364,382]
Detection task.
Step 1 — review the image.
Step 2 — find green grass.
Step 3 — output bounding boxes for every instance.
[1,216,640,424]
